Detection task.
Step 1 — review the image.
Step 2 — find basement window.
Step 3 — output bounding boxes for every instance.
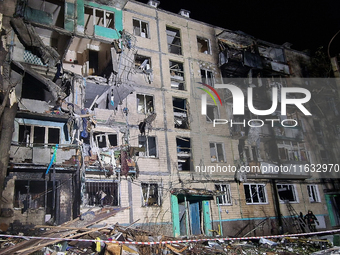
[133,19,149,38]
[244,183,267,204]
[85,181,119,207]
[277,184,298,203]
[197,37,211,54]
[206,105,218,122]
[176,137,191,171]
[210,142,225,163]
[170,60,185,90]
[201,69,214,87]
[94,133,118,148]
[215,184,232,205]
[18,124,60,146]
[137,136,157,157]
[137,94,154,114]
[141,183,160,206]
[307,185,321,203]
[166,26,182,55]
[173,97,189,129]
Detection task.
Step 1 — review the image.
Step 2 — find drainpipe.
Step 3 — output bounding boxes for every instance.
[271,179,283,234]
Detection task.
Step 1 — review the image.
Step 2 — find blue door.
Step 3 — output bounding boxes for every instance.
[190,202,201,235]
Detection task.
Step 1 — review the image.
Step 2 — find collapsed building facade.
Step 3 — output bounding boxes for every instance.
[0,0,339,238]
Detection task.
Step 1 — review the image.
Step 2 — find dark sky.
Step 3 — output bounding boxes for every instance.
[135,0,340,56]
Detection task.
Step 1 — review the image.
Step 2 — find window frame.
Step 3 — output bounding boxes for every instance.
[277,184,299,203]
[173,97,189,129]
[84,180,120,207]
[307,184,321,203]
[18,124,60,146]
[132,18,149,38]
[210,142,226,163]
[200,69,215,87]
[215,184,232,205]
[244,183,268,204]
[166,26,182,55]
[85,5,115,30]
[197,36,211,54]
[137,135,158,158]
[141,183,161,207]
[137,93,154,114]
[170,60,185,90]
[176,136,191,171]
[206,104,219,122]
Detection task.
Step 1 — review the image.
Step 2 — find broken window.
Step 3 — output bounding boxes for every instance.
[14,180,50,211]
[170,60,185,90]
[176,137,191,171]
[215,184,232,205]
[94,133,118,148]
[166,26,182,55]
[197,37,210,54]
[133,19,149,38]
[18,124,60,146]
[137,136,157,157]
[173,97,189,129]
[277,184,298,203]
[137,94,154,114]
[135,55,152,70]
[85,181,119,207]
[200,69,214,87]
[210,143,225,163]
[307,185,321,203]
[244,183,267,204]
[206,105,218,122]
[141,183,160,206]
[277,140,306,162]
[244,146,258,162]
[84,6,115,35]
[258,46,285,63]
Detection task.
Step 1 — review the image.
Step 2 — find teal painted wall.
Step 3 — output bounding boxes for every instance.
[171,195,180,237]
[24,6,53,25]
[65,2,75,31]
[202,200,212,236]
[84,1,123,39]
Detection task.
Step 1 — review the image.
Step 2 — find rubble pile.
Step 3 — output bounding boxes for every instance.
[0,211,338,255]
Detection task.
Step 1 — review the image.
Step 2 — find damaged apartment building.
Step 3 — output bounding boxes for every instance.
[0,0,339,238]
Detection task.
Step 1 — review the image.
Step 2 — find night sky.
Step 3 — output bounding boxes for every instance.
[134,0,340,56]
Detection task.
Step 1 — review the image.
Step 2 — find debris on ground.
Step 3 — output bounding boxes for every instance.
[0,212,339,255]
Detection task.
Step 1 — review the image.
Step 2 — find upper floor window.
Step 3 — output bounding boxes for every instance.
[94,133,117,148]
[133,19,149,38]
[197,37,210,54]
[170,60,185,90]
[137,136,157,157]
[166,26,182,55]
[215,184,232,205]
[200,69,214,87]
[18,124,60,146]
[307,185,321,203]
[277,184,298,203]
[206,105,219,122]
[84,6,115,33]
[176,137,191,171]
[210,142,225,163]
[137,94,154,114]
[173,97,189,129]
[244,183,267,204]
